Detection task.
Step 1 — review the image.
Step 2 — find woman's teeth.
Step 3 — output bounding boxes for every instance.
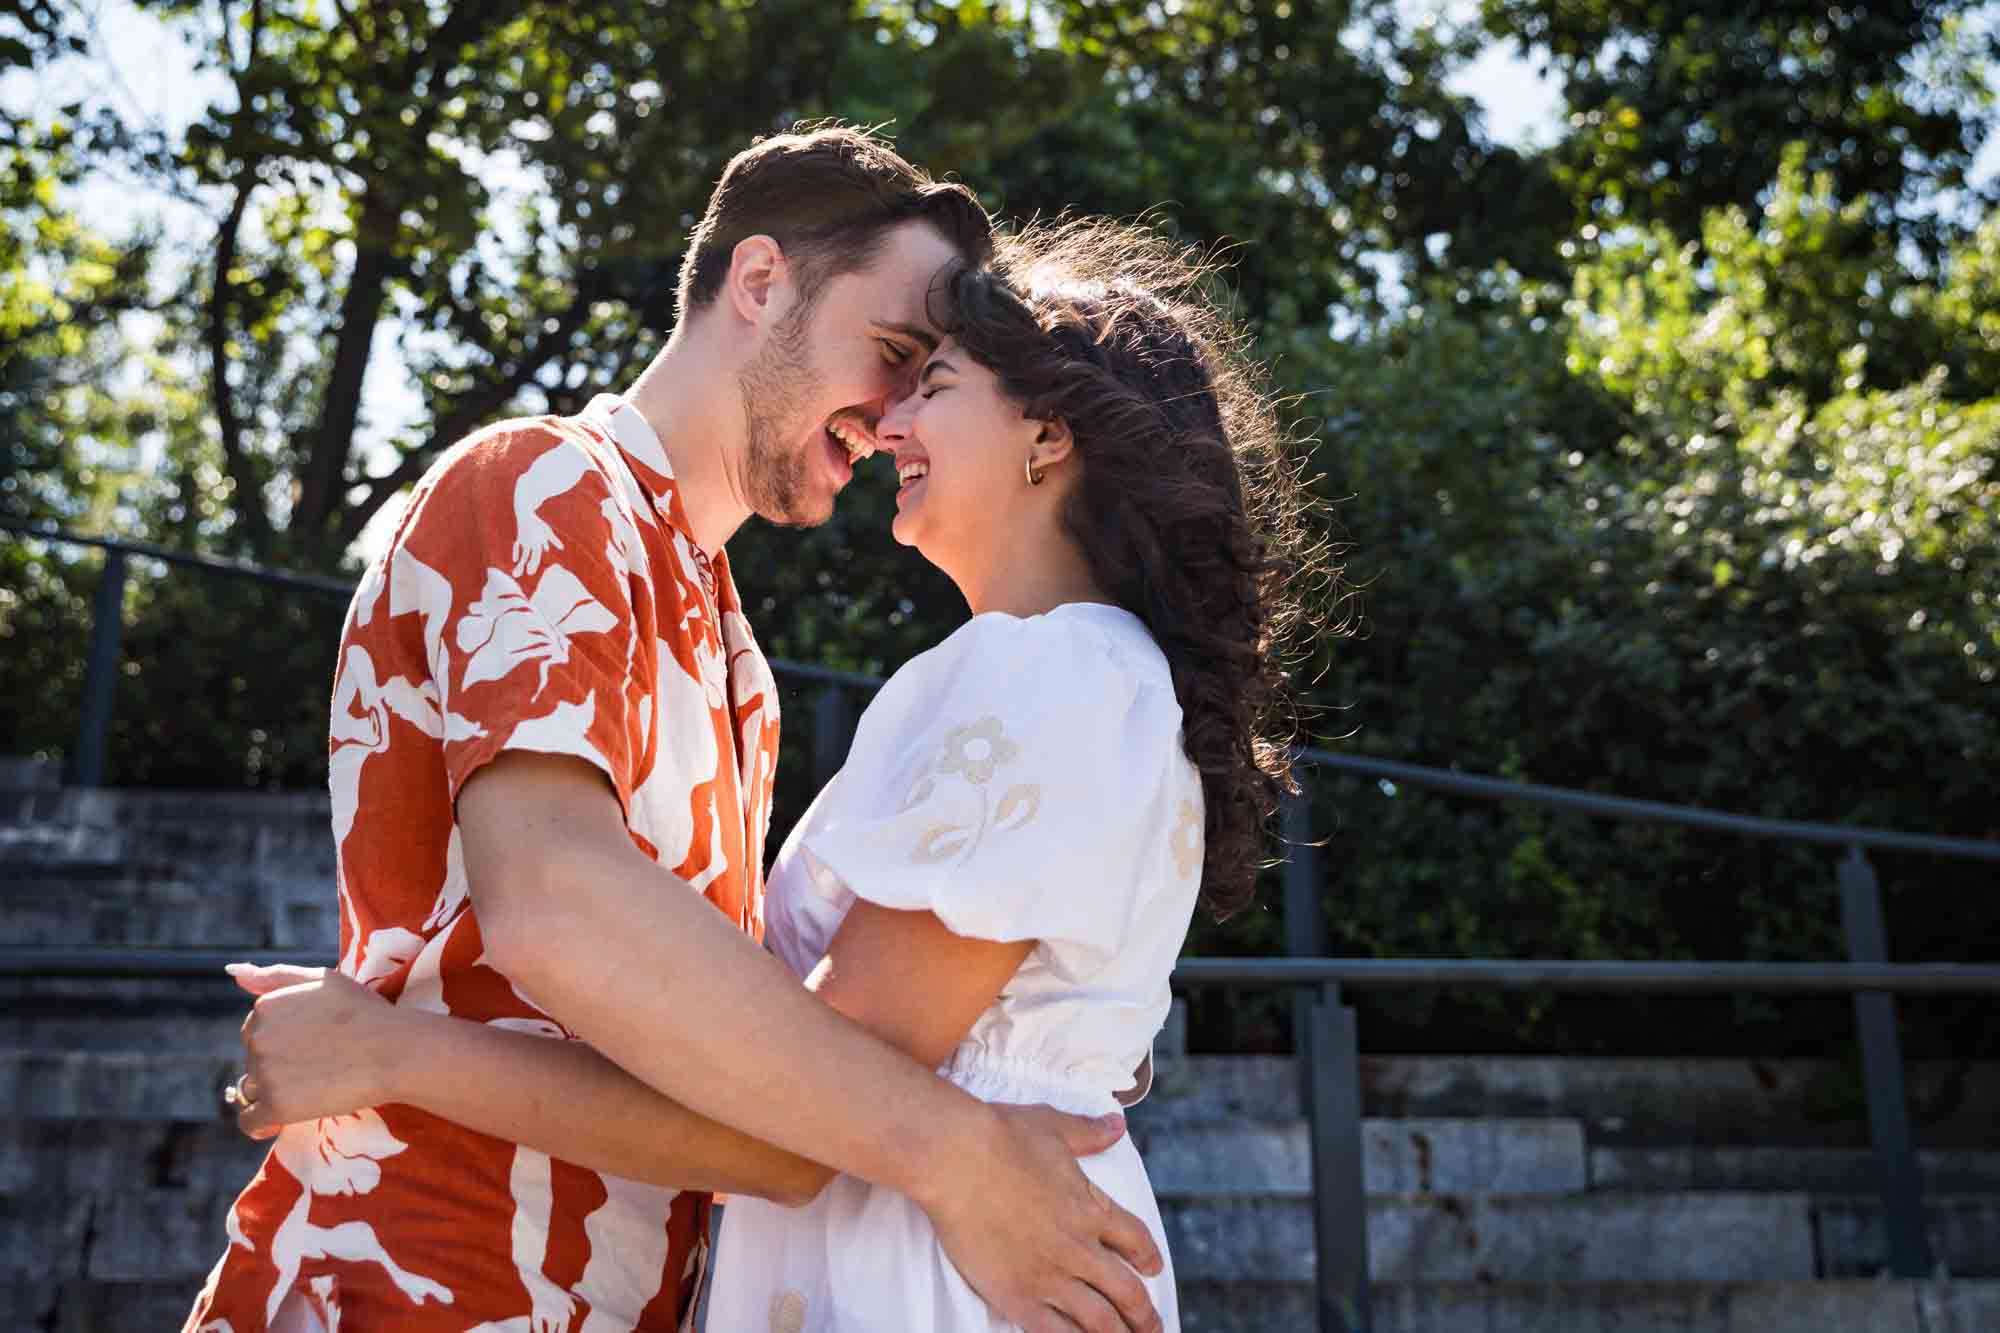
[898,461,928,486]
[829,420,873,463]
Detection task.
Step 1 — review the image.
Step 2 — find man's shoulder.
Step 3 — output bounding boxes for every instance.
[426,412,617,483]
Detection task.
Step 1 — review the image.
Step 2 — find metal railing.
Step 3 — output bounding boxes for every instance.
[6,520,2000,1332]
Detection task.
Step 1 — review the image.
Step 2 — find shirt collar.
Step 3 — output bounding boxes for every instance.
[579,393,705,551]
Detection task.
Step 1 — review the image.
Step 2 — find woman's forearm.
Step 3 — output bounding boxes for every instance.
[389,1008,835,1204]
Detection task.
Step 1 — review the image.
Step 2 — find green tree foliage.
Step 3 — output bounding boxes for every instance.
[4,1,1995,1054]
[1262,159,1997,1054]
[0,117,163,769]
[1482,0,1997,261]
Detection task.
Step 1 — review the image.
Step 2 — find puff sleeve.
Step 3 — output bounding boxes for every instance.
[796,612,1195,964]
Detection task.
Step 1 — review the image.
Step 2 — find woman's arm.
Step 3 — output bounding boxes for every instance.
[805,903,1035,1071]
[230,966,829,1204]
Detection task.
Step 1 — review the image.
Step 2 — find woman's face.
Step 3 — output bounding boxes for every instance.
[875,338,1044,568]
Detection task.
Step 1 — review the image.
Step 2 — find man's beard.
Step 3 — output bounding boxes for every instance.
[737,301,826,528]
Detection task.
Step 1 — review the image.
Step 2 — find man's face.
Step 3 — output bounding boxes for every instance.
[736,220,964,528]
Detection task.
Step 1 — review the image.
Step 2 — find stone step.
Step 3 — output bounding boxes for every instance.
[1816,1195,2000,1279]
[1176,1279,2000,1333]
[0,1120,265,1198]
[1131,1116,2000,1198]
[0,817,335,871]
[0,1186,236,1285]
[2,1279,202,1333]
[4,1278,1999,1333]
[0,1000,250,1054]
[1134,1117,1588,1196]
[1593,1144,2000,1196]
[0,880,337,954]
[1143,1054,2000,1148]
[0,785,331,835]
[1160,1193,2000,1282]
[1,1052,245,1120]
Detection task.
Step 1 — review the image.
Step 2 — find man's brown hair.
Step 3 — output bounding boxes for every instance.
[675,123,992,320]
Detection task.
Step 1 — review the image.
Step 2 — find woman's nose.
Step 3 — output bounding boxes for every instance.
[876,391,918,448]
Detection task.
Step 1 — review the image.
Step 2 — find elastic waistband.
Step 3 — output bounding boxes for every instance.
[940,1055,1123,1118]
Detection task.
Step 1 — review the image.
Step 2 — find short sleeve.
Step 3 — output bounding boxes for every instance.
[391,423,645,812]
[799,613,1192,962]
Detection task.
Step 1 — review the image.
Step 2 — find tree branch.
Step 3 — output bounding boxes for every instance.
[334,277,606,551]
[207,176,274,558]
[295,188,399,547]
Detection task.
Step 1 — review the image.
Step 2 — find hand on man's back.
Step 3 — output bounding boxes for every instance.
[922,1102,1164,1333]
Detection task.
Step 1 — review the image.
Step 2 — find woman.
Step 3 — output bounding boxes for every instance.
[227,218,1334,1331]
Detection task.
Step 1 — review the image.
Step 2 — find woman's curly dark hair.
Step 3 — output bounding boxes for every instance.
[937,219,1344,919]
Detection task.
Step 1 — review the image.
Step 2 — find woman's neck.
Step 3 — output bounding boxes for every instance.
[952,529,1113,621]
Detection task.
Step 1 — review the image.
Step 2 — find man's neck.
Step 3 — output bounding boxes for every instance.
[623,329,752,558]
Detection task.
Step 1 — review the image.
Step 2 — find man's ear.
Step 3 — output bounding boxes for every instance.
[724,234,789,329]
[1032,417,1077,469]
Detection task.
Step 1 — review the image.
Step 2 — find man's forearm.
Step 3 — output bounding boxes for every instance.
[483,832,989,1209]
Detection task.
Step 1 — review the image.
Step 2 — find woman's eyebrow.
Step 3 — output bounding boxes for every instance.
[920,358,958,386]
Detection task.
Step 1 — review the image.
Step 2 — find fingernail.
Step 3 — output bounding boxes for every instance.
[224,963,252,976]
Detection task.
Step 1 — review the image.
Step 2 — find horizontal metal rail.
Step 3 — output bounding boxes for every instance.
[1301,748,2000,861]
[8,948,2000,997]
[1,518,357,597]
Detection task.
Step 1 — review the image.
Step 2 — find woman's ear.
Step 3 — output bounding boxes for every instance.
[1032,417,1077,469]
[724,234,788,329]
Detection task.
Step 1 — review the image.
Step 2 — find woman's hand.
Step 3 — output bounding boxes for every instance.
[226,963,404,1139]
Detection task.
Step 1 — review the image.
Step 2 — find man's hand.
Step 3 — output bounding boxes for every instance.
[923,1103,1164,1333]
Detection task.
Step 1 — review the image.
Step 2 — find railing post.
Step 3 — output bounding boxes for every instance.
[70,546,128,788]
[1838,844,1932,1277]
[1284,783,1323,1109]
[812,683,853,791]
[1306,981,1370,1333]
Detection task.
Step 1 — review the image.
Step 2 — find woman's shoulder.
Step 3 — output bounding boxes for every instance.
[894,603,1174,701]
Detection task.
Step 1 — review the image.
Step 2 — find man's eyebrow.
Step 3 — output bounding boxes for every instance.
[920,357,958,386]
[873,320,940,354]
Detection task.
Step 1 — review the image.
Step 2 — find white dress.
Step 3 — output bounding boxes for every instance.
[702,602,1201,1332]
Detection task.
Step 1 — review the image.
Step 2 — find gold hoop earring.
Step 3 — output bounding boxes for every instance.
[1025,454,1044,487]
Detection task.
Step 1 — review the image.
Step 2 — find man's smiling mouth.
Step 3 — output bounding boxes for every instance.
[828,418,874,463]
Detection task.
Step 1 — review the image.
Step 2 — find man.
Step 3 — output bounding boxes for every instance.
[184,125,1164,1333]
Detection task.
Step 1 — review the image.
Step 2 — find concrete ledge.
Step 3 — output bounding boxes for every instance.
[1594,1144,2000,1195]
[0,1051,241,1120]
[1145,1055,2000,1148]
[1180,1279,2000,1333]
[0,1120,264,1196]
[1816,1195,2000,1278]
[1,1278,201,1332]
[1164,1193,1817,1283]
[1137,1117,1588,1197]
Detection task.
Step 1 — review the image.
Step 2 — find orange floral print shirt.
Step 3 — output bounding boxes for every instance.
[185,395,782,1333]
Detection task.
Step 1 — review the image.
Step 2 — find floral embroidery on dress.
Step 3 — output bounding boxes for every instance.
[938,716,1019,785]
[907,715,1041,865]
[1171,798,1203,880]
[769,1289,807,1333]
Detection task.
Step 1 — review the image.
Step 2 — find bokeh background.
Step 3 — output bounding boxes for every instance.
[4,0,1996,1063]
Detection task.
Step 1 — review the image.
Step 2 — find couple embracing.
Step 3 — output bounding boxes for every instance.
[184,123,1330,1333]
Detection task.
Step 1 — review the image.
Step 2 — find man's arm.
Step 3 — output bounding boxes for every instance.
[462,751,1164,1333]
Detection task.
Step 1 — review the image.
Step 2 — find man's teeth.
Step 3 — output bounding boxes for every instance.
[898,461,928,486]
[828,420,873,463]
